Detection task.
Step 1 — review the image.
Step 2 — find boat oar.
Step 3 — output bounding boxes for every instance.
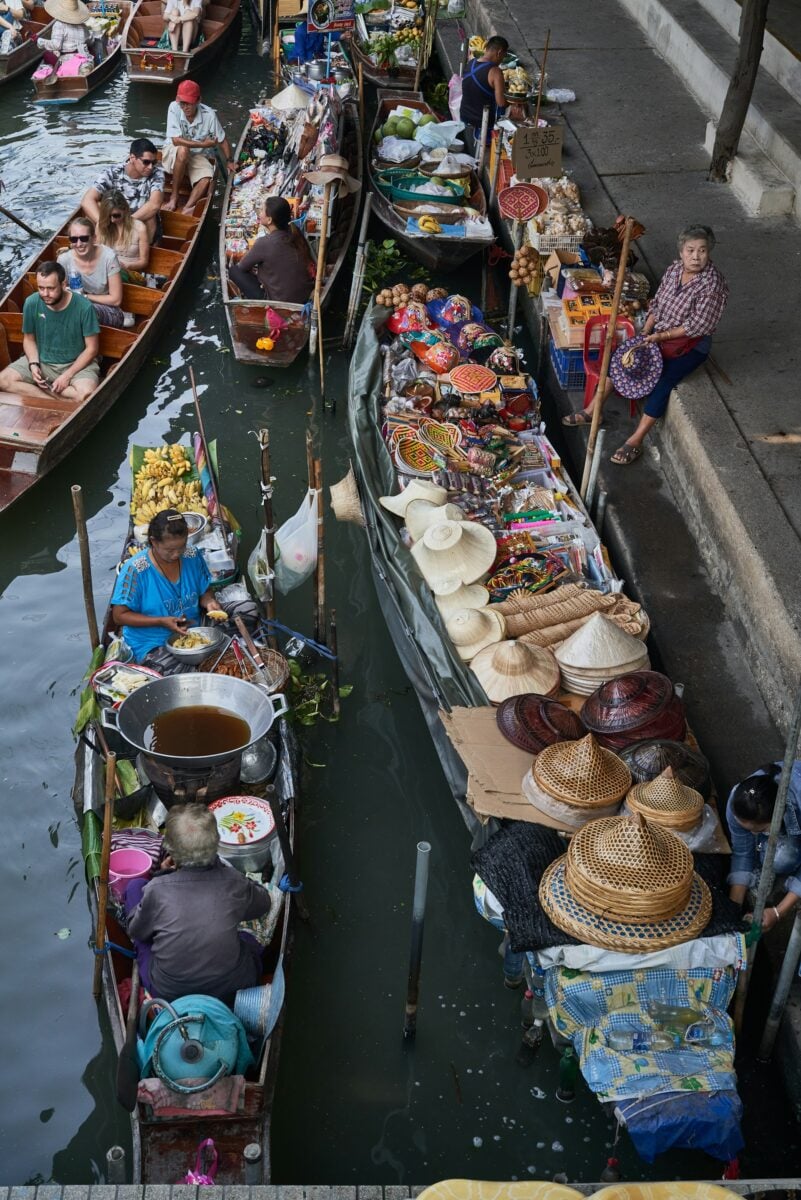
[71,484,100,651]
[92,751,116,1000]
[188,367,222,520]
[0,202,47,239]
[115,959,141,1112]
[343,191,373,348]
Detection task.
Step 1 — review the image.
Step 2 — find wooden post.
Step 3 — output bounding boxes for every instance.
[343,192,373,348]
[487,130,503,208]
[709,0,769,181]
[313,457,325,645]
[532,29,551,128]
[329,608,340,718]
[257,428,277,639]
[413,0,428,91]
[506,219,524,336]
[93,752,116,1000]
[309,180,334,381]
[358,61,364,126]
[189,367,222,518]
[459,24,469,77]
[476,106,490,176]
[71,484,99,651]
[579,217,634,498]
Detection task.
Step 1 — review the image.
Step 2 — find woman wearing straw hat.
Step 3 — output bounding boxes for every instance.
[37,0,92,60]
[563,225,728,466]
[727,760,801,932]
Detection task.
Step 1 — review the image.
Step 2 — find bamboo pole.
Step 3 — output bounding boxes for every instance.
[506,219,524,336]
[313,457,325,645]
[476,106,490,176]
[413,0,428,91]
[758,908,801,1060]
[532,29,551,128]
[309,180,334,381]
[487,130,503,208]
[93,752,116,1000]
[71,484,99,651]
[358,61,364,126]
[579,217,634,499]
[329,608,340,719]
[257,428,277,640]
[189,366,222,519]
[344,192,373,348]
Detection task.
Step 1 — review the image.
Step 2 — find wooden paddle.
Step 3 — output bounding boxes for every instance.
[0,202,47,239]
[115,959,141,1112]
[92,751,116,999]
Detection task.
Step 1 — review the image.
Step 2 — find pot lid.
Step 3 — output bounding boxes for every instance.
[210,795,276,845]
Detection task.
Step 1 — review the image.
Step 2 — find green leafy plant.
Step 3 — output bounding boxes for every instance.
[287,658,353,726]
[424,80,449,114]
[362,239,427,299]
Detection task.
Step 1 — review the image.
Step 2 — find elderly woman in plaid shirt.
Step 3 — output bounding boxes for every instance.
[564,224,729,465]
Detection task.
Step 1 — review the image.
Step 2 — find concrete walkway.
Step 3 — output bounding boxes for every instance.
[455,0,801,737]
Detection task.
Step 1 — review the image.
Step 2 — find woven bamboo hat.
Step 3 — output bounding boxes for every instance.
[411,518,497,593]
[522,766,621,830]
[539,812,712,951]
[380,479,448,517]
[533,732,631,810]
[497,693,586,755]
[45,0,90,22]
[620,738,711,800]
[555,612,650,694]
[445,607,506,661]
[329,464,365,526]
[627,767,704,832]
[406,499,463,542]
[470,639,560,704]
[434,582,490,618]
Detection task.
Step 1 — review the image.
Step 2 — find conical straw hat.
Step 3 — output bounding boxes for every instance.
[380,479,448,517]
[555,612,648,671]
[470,639,560,703]
[533,732,631,808]
[522,767,620,830]
[270,83,312,111]
[434,583,490,617]
[445,607,505,661]
[627,767,704,832]
[329,464,365,526]
[44,0,90,22]
[406,499,463,542]
[411,518,497,593]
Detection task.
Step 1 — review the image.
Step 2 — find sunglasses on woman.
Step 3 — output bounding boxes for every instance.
[110,212,124,220]
[69,235,91,244]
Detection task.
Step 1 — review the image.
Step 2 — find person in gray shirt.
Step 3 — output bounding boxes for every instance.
[126,804,271,1003]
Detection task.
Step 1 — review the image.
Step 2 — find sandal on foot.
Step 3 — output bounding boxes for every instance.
[611,443,643,465]
[562,411,593,427]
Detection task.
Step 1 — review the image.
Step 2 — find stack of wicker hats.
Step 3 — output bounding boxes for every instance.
[521,732,631,830]
[411,518,498,594]
[580,670,686,750]
[555,613,650,695]
[446,607,506,662]
[539,811,713,951]
[620,739,712,801]
[471,639,560,703]
[625,767,704,833]
[496,693,586,755]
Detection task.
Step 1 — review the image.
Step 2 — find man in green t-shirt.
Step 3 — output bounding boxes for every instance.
[0,261,101,402]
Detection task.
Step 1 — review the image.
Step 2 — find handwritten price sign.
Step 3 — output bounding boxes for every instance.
[511,125,564,180]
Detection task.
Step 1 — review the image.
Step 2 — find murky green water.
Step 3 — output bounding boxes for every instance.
[0,17,797,1188]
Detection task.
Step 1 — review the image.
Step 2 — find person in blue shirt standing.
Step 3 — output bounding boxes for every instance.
[460,35,509,146]
[111,508,219,663]
[726,761,801,932]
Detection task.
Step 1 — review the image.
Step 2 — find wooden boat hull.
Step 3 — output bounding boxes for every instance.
[122,0,241,84]
[32,2,130,103]
[342,32,416,90]
[369,90,490,273]
[0,7,53,84]
[220,99,362,367]
[0,177,216,511]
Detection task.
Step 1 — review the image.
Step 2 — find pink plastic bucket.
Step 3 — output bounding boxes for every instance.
[108,848,152,902]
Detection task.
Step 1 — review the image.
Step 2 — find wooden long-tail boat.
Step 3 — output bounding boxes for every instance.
[340,29,417,91]
[0,171,216,512]
[122,0,240,85]
[0,4,53,84]
[368,90,491,273]
[220,92,362,367]
[32,1,130,103]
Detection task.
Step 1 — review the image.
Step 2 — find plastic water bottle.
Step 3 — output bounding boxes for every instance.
[67,271,83,294]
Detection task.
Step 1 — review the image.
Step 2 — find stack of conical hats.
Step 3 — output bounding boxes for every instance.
[521,732,631,830]
[555,612,649,695]
[626,767,704,833]
[470,639,560,704]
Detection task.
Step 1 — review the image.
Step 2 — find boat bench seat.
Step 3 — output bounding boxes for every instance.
[22,274,162,319]
[0,310,136,360]
[50,237,184,281]
[132,15,164,37]
[201,18,223,35]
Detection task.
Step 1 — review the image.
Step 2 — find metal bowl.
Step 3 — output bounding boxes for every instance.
[181,511,208,545]
[165,625,224,665]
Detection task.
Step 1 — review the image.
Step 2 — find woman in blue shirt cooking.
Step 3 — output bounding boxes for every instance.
[111,509,221,663]
[727,761,801,932]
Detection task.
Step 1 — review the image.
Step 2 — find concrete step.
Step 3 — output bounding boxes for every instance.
[696,0,801,108]
[618,0,801,220]
[704,120,796,215]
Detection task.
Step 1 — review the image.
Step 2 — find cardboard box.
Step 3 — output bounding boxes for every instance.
[543,250,582,295]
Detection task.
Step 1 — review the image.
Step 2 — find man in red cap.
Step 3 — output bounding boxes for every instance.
[162,79,235,213]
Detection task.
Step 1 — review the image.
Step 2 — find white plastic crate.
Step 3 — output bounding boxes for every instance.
[528,226,584,255]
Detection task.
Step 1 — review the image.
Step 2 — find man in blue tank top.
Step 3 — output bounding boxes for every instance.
[460,35,509,144]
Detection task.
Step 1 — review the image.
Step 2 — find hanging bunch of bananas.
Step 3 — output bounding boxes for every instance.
[469,35,485,56]
[131,445,209,524]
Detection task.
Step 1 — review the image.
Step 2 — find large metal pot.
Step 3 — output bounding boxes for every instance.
[103,674,289,769]
[308,59,326,80]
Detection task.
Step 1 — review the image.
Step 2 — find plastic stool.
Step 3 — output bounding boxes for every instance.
[582,314,636,415]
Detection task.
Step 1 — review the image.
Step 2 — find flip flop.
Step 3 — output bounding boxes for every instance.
[562,411,593,427]
[611,443,643,465]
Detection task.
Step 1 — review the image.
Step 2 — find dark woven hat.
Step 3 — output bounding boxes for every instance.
[581,670,674,735]
[497,693,586,755]
[619,738,712,800]
[596,694,687,751]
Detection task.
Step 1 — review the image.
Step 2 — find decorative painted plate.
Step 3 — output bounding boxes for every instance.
[393,435,440,476]
[449,363,498,395]
[498,183,542,222]
[209,795,276,845]
[418,419,463,454]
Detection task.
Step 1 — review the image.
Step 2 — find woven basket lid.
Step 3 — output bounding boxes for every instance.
[619,738,711,799]
[411,519,498,592]
[497,693,586,755]
[533,733,631,808]
[522,767,621,830]
[470,639,560,703]
[627,767,704,832]
[445,606,505,661]
[555,612,648,670]
[581,670,674,734]
[329,464,365,527]
[595,696,687,751]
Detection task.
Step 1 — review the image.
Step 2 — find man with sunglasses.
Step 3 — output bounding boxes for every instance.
[162,79,234,213]
[82,137,165,243]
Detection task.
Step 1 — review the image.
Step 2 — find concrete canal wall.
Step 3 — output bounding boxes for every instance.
[2,1182,799,1196]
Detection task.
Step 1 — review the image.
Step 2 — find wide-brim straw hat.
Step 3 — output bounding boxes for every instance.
[434,582,489,618]
[380,479,448,517]
[538,812,712,952]
[497,693,586,756]
[445,606,505,661]
[627,766,704,832]
[522,767,620,830]
[304,153,361,196]
[329,464,365,526]
[406,499,463,542]
[45,0,90,22]
[533,732,631,809]
[470,639,560,704]
[609,336,663,401]
[411,518,497,593]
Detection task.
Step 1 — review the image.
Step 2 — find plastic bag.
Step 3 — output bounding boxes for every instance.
[179,1138,218,1186]
[273,489,319,595]
[378,136,421,163]
[448,73,463,123]
[247,530,274,602]
[415,119,465,150]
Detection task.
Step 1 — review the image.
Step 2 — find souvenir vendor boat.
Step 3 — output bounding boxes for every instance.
[32,1,130,103]
[220,89,362,366]
[369,90,492,273]
[122,0,241,85]
[0,4,53,84]
[0,170,217,511]
[71,440,298,1183]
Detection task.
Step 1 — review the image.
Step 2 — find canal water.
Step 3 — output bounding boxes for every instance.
[0,14,798,1188]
